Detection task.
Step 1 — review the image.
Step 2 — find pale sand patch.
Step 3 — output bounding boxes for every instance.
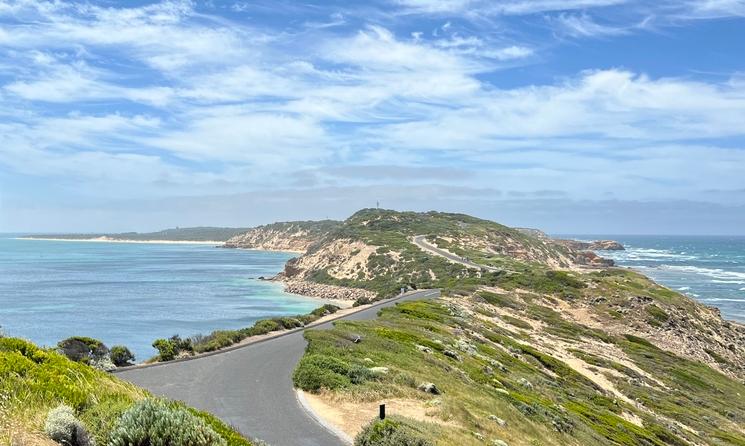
[299,391,458,440]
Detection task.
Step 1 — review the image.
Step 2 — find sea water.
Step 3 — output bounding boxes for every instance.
[566,235,745,322]
[0,236,320,361]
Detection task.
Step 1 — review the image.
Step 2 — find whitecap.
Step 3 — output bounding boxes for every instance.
[658,265,745,281]
[677,286,691,291]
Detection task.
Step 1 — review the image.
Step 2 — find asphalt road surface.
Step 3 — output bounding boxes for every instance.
[115,289,440,446]
[412,235,501,272]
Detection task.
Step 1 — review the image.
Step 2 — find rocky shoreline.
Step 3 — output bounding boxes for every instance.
[274,277,377,302]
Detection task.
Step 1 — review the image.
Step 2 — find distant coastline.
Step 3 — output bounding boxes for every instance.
[16,237,222,245]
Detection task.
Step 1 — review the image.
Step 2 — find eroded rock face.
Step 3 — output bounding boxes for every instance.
[574,251,615,267]
[588,240,625,251]
[557,239,625,251]
[223,221,340,252]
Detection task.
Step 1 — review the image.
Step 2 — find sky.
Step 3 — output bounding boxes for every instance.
[0,0,744,234]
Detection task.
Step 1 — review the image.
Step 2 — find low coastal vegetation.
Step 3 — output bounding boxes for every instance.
[0,336,251,446]
[283,209,745,445]
[276,209,604,300]
[296,299,745,445]
[150,304,340,362]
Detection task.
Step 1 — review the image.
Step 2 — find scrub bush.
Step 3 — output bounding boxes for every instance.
[152,339,176,362]
[152,335,192,362]
[292,354,352,391]
[110,346,135,367]
[355,417,433,446]
[44,405,92,446]
[57,336,108,364]
[109,399,226,446]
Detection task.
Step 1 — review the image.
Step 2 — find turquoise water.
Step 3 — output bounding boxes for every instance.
[0,237,320,362]
[566,235,745,322]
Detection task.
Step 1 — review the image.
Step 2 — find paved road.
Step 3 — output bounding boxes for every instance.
[115,289,440,446]
[412,235,501,272]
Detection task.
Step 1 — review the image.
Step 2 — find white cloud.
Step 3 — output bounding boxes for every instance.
[145,108,329,165]
[0,0,743,216]
[394,0,628,15]
[551,13,630,37]
[370,69,745,151]
[679,0,745,19]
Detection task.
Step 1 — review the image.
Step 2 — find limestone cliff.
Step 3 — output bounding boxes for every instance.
[223,220,340,252]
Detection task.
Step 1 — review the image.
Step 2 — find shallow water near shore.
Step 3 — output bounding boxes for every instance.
[0,236,320,361]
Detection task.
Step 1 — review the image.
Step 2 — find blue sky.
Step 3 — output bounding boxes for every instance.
[1,0,744,234]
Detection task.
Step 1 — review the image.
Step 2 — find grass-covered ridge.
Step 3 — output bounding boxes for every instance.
[296,299,745,446]
[283,209,587,298]
[0,337,252,446]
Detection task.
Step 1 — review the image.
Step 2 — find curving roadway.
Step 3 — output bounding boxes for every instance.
[115,289,440,446]
[412,235,501,272]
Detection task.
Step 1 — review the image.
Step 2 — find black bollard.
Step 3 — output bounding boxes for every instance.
[379,403,386,420]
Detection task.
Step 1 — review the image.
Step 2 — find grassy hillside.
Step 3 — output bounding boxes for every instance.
[24,227,249,242]
[0,337,251,446]
[297,296,745,446]
[289,209,745,445]
[284,209,593,298]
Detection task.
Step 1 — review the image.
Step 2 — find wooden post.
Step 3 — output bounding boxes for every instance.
[379,403,386,420]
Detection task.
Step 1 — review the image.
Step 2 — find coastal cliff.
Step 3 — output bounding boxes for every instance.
[223,220,340,252]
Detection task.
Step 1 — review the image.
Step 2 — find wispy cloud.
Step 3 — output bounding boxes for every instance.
[0,0,743,231]
[550,13,631,37]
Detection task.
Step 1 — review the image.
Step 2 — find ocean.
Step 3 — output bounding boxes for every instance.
[0,236,320,361]
[567,235,745,322]
[3,235,744,362]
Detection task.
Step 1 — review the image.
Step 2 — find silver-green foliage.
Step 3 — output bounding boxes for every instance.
[354,417,433,446]
[108,399,226,446]
[44,404,92,446]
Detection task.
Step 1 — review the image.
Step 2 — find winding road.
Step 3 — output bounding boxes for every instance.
[115,289,440,446]
[412,235,501,272]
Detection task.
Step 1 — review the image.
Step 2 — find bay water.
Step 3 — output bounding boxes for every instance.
[0,236,320,361]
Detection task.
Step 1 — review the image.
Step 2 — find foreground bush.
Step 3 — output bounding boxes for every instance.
[0,337,251,446]
[44,405,92,446]
[355,417,433,446]
[109,399,226,446]
[110,345,135,367]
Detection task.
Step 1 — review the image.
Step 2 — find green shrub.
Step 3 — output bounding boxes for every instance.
[109,399,226,446]
[292,354,352,391]
[44,404,92,446]
[110,345,135,367]
[57,336,108,364]
[152,339,176,361]
[348,364,376,384]
[354,417,433,446]
[152,335,192,362]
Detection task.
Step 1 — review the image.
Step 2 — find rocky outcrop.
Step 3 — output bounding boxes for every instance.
[573,251,615,267]
[558,239,625,251]
[281,279,376,301]
[223,220,340,252]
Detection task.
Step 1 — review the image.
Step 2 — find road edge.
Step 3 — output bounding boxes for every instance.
[112,289,434,373]
[295,390,354,445]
